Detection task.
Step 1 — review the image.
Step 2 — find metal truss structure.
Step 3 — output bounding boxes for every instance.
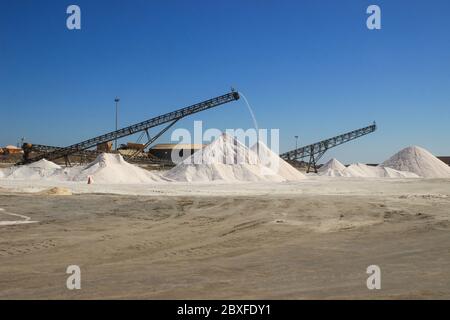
[280,122,377,173]
[23,143,173,166]
[19,91,240,165]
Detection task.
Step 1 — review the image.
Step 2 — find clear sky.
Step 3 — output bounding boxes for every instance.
[1,0,449,163]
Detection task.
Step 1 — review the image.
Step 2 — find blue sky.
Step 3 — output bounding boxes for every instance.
[1,0,449,163]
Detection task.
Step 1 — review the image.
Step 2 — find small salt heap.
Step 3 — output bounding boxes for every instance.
[381,146,450,178]
[318,158,347,177]
[344,163,418,178]
[317,158,418,178]
[3,159,62,180]
[72,153,162,184]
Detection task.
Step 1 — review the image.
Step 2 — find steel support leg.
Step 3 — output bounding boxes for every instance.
[125,119,179,161]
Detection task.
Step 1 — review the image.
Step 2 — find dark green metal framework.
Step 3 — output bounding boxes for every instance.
[280,122,377,173]
[19,91,240,165]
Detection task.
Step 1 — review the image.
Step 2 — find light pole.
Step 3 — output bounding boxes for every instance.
[115,97,120,150]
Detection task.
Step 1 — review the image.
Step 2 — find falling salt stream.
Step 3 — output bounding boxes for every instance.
[238,92,260,157]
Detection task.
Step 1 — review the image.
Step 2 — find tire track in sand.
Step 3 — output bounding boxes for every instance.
[0,208,38,226]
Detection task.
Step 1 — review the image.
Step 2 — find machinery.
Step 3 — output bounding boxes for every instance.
[21,143,100,165]
[19,90,240,165]
[281,122,377,173]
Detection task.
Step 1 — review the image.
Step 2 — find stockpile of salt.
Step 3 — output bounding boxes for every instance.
[344,163,418,178]
[72,153,162,184]
[318,158,347,177]
[381,146,450,178]
[251,142,305,181]
[381,166,420,178]
[2,159,62,180]
[317,158,418,178]
[189,133,258,165]
[164,133,301,182]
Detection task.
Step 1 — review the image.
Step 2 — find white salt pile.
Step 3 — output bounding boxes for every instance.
[382,166,420,178]
[344,163,418,178]
[165,162,285,182]
[29,159,61,170]
[319,158,346,172]
[164,133,304,182]
[72,153,162,184]
[317,158,418,178]
[185,133,259,165]
[381,146,450,178]
[2,159,62,180]
[0,154,163,184]
[251,142,306,181]
[318,158,347,177]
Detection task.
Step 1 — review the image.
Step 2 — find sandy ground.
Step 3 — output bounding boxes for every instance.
[0,178,449,299]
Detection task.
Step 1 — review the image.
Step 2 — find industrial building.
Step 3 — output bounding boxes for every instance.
[0,145,23,155]
[149,144,204,162]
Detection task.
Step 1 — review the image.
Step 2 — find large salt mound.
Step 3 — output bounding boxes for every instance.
[381,146,450,178]
[164,134,289,182]
[3,159,62,180]
[188,133,259,165]
[251,141,306,181]
[72,153,162,184]
[166,163,285,182]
